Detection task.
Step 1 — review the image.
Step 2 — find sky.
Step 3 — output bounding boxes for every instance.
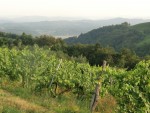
[0,0,150,19]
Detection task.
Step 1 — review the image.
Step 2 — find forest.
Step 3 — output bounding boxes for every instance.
[65,22,150,56]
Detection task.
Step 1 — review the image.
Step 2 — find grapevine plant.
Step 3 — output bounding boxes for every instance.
[0,46,149,112]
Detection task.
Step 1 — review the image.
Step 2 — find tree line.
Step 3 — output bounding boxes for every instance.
[0,31,150,69]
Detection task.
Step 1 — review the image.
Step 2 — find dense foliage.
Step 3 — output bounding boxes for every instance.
[65,22,150,56]
[64,44,141,69]
[0,46,149,112]
[0,32,65,48]
[0,31,145,69]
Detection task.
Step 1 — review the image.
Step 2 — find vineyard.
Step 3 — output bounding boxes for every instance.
[0,45,150,113]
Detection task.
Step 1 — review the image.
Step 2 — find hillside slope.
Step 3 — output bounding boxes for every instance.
[0,89,50,113]
[65,22,150,55]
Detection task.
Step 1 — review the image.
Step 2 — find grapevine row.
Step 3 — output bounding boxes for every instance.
[0,46,149,112]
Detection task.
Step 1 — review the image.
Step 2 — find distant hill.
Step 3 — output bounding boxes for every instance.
[64,22,150,56]
[0,17,150,38]
[132,22,150,55]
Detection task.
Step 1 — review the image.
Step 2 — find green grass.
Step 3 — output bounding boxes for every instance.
[0,106,23,113]
[1,80,117,113]
[1,81,91,113]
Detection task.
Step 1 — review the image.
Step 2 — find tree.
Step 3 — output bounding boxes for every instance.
[20,32,35,45]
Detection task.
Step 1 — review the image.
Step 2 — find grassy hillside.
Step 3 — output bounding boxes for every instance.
[0,85,90,113]
[0,89,49,113]
[65,22,150,56]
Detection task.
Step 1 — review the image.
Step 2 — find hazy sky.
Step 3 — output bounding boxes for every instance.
[0,0,149,19]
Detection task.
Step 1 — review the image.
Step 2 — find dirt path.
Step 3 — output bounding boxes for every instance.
[0,89,52,113]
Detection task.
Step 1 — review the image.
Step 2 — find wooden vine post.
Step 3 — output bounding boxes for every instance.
[49,59,62,96]
[90,60,107,113]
